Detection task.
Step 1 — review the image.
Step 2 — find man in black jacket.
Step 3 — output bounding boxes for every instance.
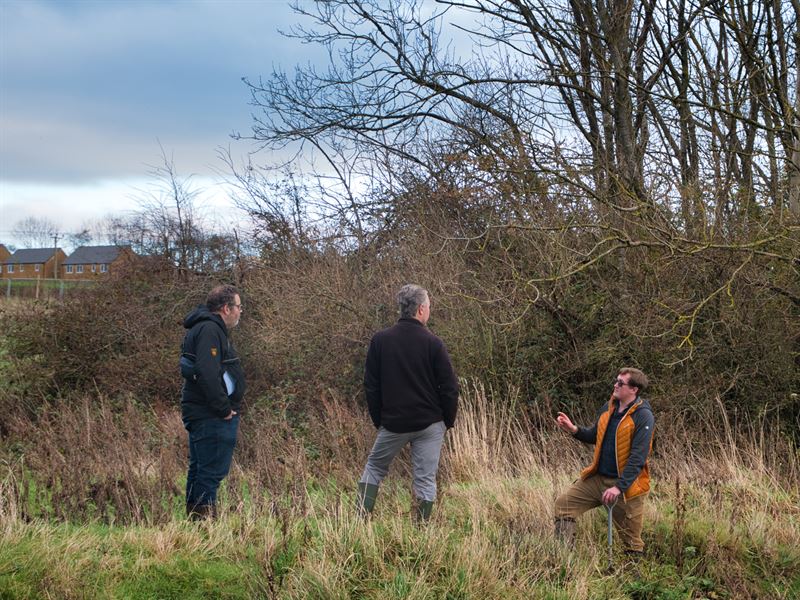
[181,284,246,519]
[357,284,459,522]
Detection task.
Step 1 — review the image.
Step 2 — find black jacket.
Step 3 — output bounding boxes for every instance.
[364,317,459,433]
[180,305,246,421]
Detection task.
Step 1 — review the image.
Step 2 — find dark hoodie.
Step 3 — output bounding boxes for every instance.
[180,305,246,422]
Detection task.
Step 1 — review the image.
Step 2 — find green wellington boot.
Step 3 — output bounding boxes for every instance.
[356,482,379,516]
[413,498,434,524]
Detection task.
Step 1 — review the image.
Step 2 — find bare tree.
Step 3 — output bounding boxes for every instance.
[243,0,800,224]
[134,145,205,272]
[66,228,93,251]
[11,216,60,248]
[236,0,799,379]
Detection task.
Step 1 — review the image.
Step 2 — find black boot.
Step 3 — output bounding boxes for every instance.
[623,550,644,577]
[187,503,215,521]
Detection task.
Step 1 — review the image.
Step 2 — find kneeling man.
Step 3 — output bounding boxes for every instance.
[554,367,655,557]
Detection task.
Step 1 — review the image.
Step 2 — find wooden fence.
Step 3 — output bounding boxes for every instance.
[1,278,96,300]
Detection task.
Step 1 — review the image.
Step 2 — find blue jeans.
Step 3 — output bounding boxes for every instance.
[185,415,239,508]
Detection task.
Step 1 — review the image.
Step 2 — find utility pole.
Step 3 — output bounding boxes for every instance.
[53,233,60,281]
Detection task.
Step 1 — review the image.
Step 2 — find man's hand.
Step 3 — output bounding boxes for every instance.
[602,486,621,505]
[223,410,237,421]
[556,412,578,435]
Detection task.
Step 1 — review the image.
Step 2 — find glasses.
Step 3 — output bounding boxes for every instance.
[613,379,635,388]
[229,303,243,311]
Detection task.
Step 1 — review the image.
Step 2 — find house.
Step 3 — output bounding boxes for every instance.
[0,244,10,278]
[62,245,136,279]
[1,247,67,279]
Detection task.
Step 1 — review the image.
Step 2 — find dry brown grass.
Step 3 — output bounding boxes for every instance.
[0,380,798,598]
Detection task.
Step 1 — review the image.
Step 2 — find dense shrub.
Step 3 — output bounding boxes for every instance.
[1,230,798,439]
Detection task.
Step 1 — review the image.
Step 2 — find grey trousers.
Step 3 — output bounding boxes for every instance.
[359,421,447,502]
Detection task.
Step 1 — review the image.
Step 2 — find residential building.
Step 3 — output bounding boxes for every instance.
[2,248,67,279]
[0,244,10,264]
[0,244,9,278]
[62,245,136,279]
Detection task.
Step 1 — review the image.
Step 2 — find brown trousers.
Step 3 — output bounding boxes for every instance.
[554,474,646,552]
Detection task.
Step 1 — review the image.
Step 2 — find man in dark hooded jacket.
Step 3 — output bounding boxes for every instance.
[180,284,246,519]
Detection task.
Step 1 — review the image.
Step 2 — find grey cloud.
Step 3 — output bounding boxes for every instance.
[1,0,315,183]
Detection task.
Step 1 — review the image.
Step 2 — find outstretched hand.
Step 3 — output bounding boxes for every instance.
[555,412,578,435]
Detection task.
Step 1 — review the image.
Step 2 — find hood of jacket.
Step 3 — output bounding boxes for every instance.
[183,304,227,333]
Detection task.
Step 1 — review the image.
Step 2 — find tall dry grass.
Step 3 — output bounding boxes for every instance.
[1,380,798,598]
[2,379,797,524]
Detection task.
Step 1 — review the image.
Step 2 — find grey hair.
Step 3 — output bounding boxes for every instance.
[206,284,239,313]
[396,284,429,319]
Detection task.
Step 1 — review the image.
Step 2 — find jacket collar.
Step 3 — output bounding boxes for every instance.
[398,317,425,327]
[607,394,642,416]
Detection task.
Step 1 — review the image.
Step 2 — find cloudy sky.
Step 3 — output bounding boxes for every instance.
[0,0,320,247]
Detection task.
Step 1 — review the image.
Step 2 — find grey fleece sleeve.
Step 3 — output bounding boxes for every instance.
[573,405,606,444]
[616,408,655,492]
[573,423,597,444]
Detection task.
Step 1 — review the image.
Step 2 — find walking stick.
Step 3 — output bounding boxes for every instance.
[606,498,617,572]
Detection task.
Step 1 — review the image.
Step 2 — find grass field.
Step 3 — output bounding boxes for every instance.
[1,386,798,599]
[0,278,96,302]
[2,472,798,598]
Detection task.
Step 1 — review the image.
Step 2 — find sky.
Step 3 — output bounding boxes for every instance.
[0,0,322,249]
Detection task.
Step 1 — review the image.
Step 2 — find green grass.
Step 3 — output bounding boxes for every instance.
[0,279,94,303]
[0,523,263,599]
[1,476,798,599]
[1,387,797,598]
[0,279,92,290]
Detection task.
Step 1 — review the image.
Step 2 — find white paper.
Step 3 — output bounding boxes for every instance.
[223,371,235,395]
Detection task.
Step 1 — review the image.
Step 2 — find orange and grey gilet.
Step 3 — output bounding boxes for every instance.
[580,395,652,500]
